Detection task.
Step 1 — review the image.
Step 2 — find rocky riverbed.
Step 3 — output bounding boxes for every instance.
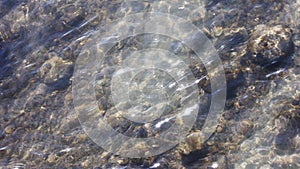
[0,0,299,168]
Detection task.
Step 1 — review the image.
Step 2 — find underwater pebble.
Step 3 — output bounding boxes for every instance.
[4,124,15,134]
[216,125,223,133]
[47,153,57,163]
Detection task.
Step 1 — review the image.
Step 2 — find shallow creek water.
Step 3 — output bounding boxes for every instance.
[0,0,299,168]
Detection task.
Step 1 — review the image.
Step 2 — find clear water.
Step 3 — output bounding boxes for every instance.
[0,0,299,168]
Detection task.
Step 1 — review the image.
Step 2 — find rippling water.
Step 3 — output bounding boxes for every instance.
[0,0,299,168]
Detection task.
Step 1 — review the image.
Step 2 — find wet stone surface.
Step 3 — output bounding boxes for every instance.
[0,0,299,168]
[248,24,294,66]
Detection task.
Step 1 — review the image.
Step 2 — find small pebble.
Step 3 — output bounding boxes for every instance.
[81,159,89,168]
[216,125,223,133]
[117,159,129,165]
[4,124,15,134]
[47,153,57,163]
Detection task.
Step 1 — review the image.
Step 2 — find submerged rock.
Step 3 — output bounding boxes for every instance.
[39,55,73,90]
[248,24,294,66]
